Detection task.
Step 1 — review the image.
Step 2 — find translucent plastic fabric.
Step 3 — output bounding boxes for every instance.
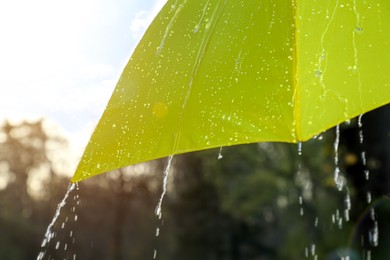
[72,0,390,182]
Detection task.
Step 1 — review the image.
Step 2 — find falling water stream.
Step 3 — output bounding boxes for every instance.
[154,155,174,259]
[155,155,174,220]
[297,142,319,259]
[358,115,379,257]
[301,116,381,259]
[300,121,370,259]
[296,142,305,218]
[334,125,345,191]
[37,182,79,260]
[37,156,177,260]
[218,147,224,159]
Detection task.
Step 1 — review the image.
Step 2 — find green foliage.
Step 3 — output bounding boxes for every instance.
[170,140,352,259]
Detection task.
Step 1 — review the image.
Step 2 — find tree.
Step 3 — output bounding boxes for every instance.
[0,119,69,259]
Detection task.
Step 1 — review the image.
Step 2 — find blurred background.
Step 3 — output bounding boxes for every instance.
[1,0,390,259]
[0,105,389,259]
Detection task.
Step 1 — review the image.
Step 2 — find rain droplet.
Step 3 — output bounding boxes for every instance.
[193,25,200,33]
[338,217,343,229]
[370,208,376,221]
[297,142,302,156]
[364,170,370,180]
[366,250,371,260]
[345,192,351,210]
[369,221,379,247]
[344,209,350,222]
[155,155,174,219]
[358,131,364,145]
[361,151,367,165]
[217,147,223,160]
[367,192,372,204]
[38,183,76,258]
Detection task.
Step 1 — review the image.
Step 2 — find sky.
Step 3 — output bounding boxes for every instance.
[0,0,166,169]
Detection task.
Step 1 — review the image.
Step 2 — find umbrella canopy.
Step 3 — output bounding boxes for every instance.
[72,0,390,182]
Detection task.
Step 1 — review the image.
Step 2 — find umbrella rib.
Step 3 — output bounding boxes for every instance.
[171,0,228,153]
[156,0,184,55]
[292,0,301,142]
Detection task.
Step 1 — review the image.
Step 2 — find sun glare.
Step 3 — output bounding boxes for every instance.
[0,0,167,182]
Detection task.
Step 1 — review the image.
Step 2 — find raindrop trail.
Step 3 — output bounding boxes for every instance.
[296,142,304,216]
[333,125,344,191]
[358,114,370,181]
[316,0,339,89]
[154,155,174,259]
[155,155,174,219]
[71,184,80,252]
[193,0,210,33]
[333,124,354,227]
[297,141,302,156]
[358,114,370,203]
[37,182,76,260]
[358,114,379,249]
[352,0,363,108]
[218,147,223,159]
[53,183,80,258]
[369,221,379,247]
[156,0,185,55]
[345,188,351,222]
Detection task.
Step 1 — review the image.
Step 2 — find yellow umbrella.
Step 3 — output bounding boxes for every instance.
[72,0,390,182]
